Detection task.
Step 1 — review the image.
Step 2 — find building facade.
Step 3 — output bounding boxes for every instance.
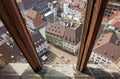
[45,22,82,54]
[104,1,120,17]
[104,11,120,33]
[89,32,120,64]
[62,0,86,22]
[31,31,48,61]
[25,9,44,30]
[17,0,58,23]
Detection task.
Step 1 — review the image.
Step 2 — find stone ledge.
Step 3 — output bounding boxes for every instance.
[0,63,120,79]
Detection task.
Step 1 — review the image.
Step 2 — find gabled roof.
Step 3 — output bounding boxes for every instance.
[45,22,82,45]
[0,44,20,63]
[93,33,113,50]
[27,9,38,20]
[93,32,120,62]
[109,11,120,20]
[62,24,82,45]
[46,23,65,37]
[31,31,45,47]
[26,9,44,27]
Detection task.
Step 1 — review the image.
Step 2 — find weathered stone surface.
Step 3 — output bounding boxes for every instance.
[0,64,20,79]
[0,63,120,79]
[86,64,120,79]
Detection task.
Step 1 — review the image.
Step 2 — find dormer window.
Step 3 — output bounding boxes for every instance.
[11,55,15,59]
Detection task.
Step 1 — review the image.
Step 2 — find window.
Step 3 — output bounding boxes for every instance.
[89,0,120,68]
[97,57,101,59]
[0,0,110,74]
[0,20,28,66]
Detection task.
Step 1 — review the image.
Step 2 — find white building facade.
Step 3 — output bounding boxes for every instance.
[62,41,80,54]
[63,2,82,19]
[36,42,48,57]
[89,52,113,64]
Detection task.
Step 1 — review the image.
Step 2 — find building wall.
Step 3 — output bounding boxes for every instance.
[52,8,57,22]
[46,35,62,47]
[25,13,43,30]
[63,3,82,20]
[36,42,48,57]
[62,41,80,54]
[25,17,34,28]
[104,3,120,17]
[89,52,113,64]
[63,3,69,15]
[46,32,80,54]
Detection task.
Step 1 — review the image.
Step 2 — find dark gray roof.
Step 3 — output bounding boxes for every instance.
[12,43,21,54]
[34,0,50,15]
[31,31,45,47]
[0,43,20,63]
[20,0,56,14]
[21,0,39,10]
[0,26,7,35]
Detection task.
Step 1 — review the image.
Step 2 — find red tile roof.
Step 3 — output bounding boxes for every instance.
[46,23,65,37]
[109,11,120,29]
[0,44,20,63]
[26,9,44,27]
[113,19,120,29]
[45,22,82,45]
[27,9,38,20]
[93,32,120,62]
[109,11,120,20]
[93,33,113,50]
[69,0,86,12]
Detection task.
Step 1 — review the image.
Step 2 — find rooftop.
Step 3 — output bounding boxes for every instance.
[46,22,65,37]
[93,32,120,62]
[109,11,120,29]
[68,0,87,12]
[0,26,7,36]
[27,9,38,20]
[31,31,45,47]
[46,22,82,45]
[19,0,39,10]
[0,44,20,64]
